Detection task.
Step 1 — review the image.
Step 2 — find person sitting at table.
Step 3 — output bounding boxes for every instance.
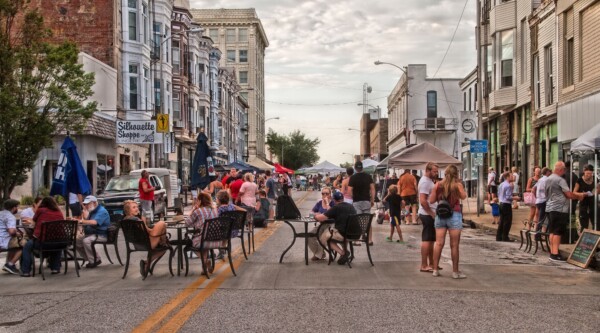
[123,200,168,278]
[215,190,246,260]
[1,199,26,275]
[314,191,357,264]
[307,187,335,261]
[20,196,65,277]
[185,192,221,274]
[76,196,110,268]
[253,190,270,228]
[19,196,42,220]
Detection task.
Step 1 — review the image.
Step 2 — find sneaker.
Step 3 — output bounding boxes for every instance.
[452,271,467,279]
[139,260,148,278]
[432,270,440,277]
[85,260,101,268]
[549,254,566,262]
[2,263,19,275]
[337,253,350,265]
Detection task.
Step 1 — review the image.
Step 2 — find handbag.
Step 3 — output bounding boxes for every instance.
[523,192,536,206]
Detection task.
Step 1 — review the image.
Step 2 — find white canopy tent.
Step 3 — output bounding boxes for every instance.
[304,160,345,175]
[570,123,600,232]
[381,142,462,170]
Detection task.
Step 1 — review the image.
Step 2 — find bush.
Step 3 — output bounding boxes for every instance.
[20,196,34,206]
[38,186,50,197]
[54,195,65,205]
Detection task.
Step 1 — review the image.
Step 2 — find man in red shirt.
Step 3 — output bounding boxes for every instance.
[138,170,155,220]
[229,174,244,204]
[221,168,237,188]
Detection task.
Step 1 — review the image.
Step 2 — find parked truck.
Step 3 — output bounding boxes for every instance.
[97,168,179,217]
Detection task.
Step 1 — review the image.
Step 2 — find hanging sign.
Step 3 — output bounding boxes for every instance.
[116,120,163,144]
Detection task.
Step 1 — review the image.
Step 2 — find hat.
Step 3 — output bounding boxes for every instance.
[332,191,344,201]
[354,161,363,170]
[82,195,98,204]
[3,199,20,210]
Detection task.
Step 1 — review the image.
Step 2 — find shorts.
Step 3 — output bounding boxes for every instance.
[353,201,372,214]
[488,185,497,195]
[69,202,82,217]
[547,211,569,236]
[140,199,153,213]
[492,213,500,217]
[419,214,436,242]
[390,213,401,226]
[402,195,418,206]
[434,212,463,230]
[7,235,28,249]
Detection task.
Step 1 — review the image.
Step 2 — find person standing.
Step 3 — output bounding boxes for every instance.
[398,169,418,224]
[76,196,111,268]
[496,172,519,242]
[511,167,520,209]
[229,173,244,204]
[341,167,354,204]
[545,161,585,261]
[429,165,467,279]
[418,162,438,272]
[525,166,541,227]
[383,185,404,243]
[348,160,375,245]
[265,170,277,219]
[0,199,25,275]
[138,170,155,220]
[487,167,497,203]
[68,192,83,219]
[532,167,552,232]
[574,165,597,231]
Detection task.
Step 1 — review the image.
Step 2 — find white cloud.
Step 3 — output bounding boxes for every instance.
[191,0,476,165]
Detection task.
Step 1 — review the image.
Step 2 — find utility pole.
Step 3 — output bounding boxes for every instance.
[476,0,484,215]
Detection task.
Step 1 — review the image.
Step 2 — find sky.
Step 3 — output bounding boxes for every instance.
[191,0,477,166]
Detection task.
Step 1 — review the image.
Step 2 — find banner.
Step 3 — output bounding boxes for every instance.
[164,132,175,153]
[116,120,163,144]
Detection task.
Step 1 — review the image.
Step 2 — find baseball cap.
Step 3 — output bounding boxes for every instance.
[332,191,344,201]
[354,161,363,170]
[82,195,98,204]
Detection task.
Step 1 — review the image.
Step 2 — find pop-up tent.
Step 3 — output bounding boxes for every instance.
[570,123,600,233]
[274,163,294,174]
[247,156,274,171]
[304,160,345,174]
[382,142,462,170]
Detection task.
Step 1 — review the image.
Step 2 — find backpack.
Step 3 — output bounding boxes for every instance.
[275,195,302,219]
[435,187,453,219]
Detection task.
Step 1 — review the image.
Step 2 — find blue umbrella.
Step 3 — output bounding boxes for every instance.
[191,132,215,190]
[50,136,92,197]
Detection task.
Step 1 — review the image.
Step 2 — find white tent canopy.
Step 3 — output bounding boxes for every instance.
[570,122,600,154]
[382,142,462,170]
[304,160,345,174]
[360,158,379,168]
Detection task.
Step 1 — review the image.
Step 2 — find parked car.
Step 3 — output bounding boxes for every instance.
[97,172,168,218]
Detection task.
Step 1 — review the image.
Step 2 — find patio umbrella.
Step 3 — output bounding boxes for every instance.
[190,132,215,190]
[50,136,92,197]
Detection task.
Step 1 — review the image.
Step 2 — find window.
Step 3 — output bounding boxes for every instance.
[468,88,472,111]
[173,92,181,120]
[240,91,248,102]
[172,40,180,74]
[198,64,204,91]
[426,90,437,128]
[520,18,527,83]
[129,64,139,109]
[128,11,137,41]
[239,71,248,84]
[227,50,235,62]
[544,45,553,106]
[533,54,540,110]
[142,3,148,44]
[209,28,218,42]
[144,66,149,108]
[463,92,467,111]
[486,45,492,94]
[154,79,161,108]
[238,28,248,42]
[152,22,161,58]
[564,9,574,87]
[226,29,236,42]
[165,27,169,63]
[500,30,513,87]
[239,50,248,63]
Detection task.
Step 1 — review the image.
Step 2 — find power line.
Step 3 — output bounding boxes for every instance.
[265,70,390,92]
[265,95,388,106]
[431,0,470,78]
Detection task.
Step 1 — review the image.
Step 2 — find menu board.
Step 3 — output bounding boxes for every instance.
[567,229,600,268]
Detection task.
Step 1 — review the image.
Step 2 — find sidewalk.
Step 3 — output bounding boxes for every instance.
[461,197,576,259]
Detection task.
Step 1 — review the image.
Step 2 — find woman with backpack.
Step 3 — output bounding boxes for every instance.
[429,165,467,279]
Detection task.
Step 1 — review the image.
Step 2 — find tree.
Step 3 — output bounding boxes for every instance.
[0,1,96,200]
[266,129,320,170]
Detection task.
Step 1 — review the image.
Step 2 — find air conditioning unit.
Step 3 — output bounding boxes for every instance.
[436,117,446,130]
[173,120,184,128]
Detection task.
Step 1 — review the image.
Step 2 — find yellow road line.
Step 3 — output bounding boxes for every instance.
[132,191,311,333]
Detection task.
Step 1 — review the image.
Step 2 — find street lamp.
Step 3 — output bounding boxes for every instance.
[374,60,410,145]
[348,128,360,132]
[265,117,280,122]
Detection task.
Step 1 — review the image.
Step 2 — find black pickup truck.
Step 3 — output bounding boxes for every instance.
[96,174,168,217]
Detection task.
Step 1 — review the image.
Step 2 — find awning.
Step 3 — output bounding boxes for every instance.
[247,156,274,171]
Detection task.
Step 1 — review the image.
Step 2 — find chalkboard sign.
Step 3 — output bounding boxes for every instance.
[567,229,600,268]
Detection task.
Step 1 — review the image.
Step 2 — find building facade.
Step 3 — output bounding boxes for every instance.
[190,8,269,161]
[387,64,462,158]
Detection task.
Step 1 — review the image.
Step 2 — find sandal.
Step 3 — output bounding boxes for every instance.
[420,267,433,272]
[386,237,393,242]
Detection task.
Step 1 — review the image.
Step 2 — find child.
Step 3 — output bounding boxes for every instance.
[383,185,404,243]
[490,197,500,224]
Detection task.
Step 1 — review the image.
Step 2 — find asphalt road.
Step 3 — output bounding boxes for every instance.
[1,190,599,333]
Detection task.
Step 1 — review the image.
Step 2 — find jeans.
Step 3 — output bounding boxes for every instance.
[21,240,62,274]
[496,203,513,241]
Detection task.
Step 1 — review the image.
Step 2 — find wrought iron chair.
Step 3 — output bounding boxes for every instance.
[327,213,375,268]
[120,218,173,280]
[184,216,235,279]
[220,210,249,260]
[32,220,79,280]
[91,214,124,265]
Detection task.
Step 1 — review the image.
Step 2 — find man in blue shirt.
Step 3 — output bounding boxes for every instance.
[76,196,111,268]
[496,172,520,242]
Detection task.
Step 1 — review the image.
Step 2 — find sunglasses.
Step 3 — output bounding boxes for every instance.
[322,192,331,195]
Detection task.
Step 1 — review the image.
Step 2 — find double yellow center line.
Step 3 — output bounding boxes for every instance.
[133,191,312,333]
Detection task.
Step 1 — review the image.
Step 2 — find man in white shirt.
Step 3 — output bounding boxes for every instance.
[0,199,24,274]
[532,167,552,230]
[487,167,497,202]
[418,162,439,272]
